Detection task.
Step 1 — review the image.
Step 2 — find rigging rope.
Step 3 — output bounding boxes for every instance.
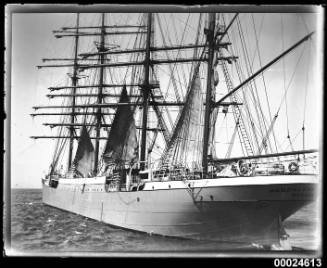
[280,15,292,151]
[160,13,211,169]
[236,17,269,154]
[302,41,311,150]
[157,14,182,104]
[225,16,259,155]
[274,42,307,152]
[251,14,277,154]
[169,14,191,89]
[225,118,239,158]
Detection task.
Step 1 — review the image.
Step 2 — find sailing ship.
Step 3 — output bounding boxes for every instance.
[31,12,319,249]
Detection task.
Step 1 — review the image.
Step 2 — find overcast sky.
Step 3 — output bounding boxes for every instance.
[6,8,323,188]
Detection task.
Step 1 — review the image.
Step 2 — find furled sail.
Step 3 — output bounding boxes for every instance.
[103,86,138,165]
[208,57,219,159]
[160,64,204,169]
[73,125,95,177]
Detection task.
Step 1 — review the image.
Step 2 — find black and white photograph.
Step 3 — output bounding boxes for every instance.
[4,4,323,258]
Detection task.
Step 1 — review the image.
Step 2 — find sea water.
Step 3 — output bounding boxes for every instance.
[7,189,320,255]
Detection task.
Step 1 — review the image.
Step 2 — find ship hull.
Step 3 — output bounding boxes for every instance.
[42,175,318,246]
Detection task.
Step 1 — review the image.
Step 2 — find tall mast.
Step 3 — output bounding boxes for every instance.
[93,13,106,174]
[67,13,80,170]
[140,13,152,170]
[202,13,216,176]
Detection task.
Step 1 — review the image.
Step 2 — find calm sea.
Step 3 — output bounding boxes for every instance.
[7,189,320,255]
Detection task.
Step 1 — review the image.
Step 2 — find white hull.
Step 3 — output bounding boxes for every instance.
[42,174,318,246]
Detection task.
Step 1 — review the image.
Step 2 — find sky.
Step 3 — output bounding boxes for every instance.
[6,8,323,188]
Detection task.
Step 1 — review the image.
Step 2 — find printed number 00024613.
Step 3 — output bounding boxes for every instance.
[273,259,322,267]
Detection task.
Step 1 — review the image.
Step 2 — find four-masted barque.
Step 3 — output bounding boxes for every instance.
[31,12,319,249]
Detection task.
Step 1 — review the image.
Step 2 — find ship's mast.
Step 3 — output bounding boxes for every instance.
[140,13,152,170]
[67,13,80,170]
[202,13,216,176]
[94,13,106,174]
[32,13,315,175]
